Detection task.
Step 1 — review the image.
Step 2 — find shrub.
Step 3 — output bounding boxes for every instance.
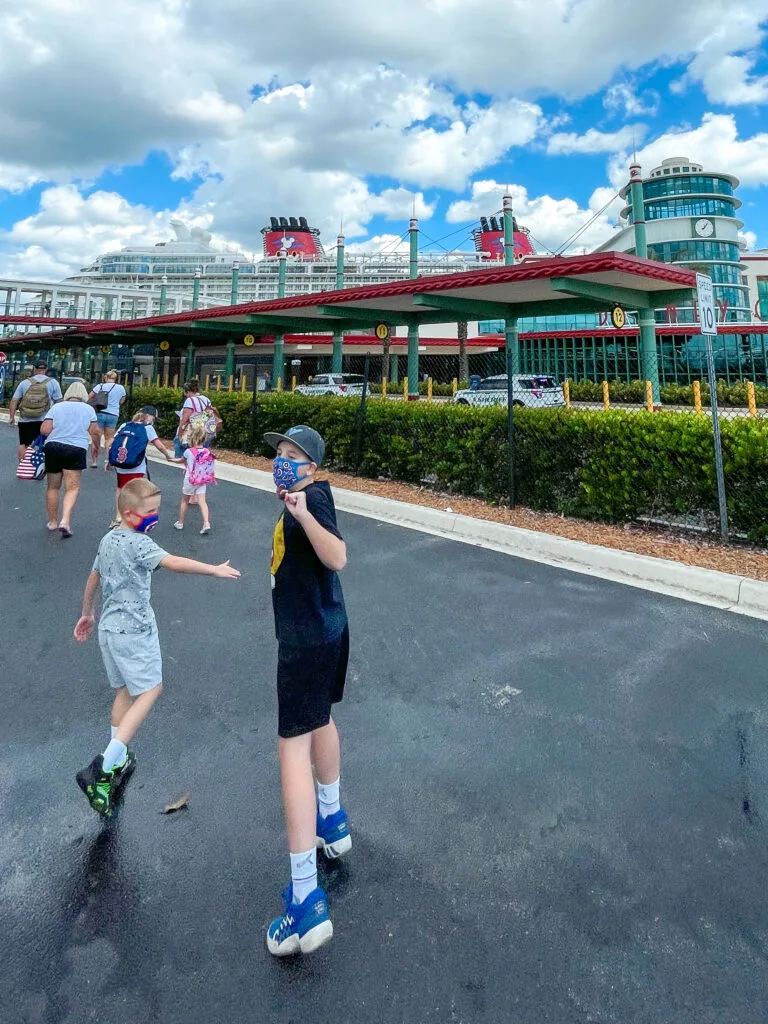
[124,386,768,542]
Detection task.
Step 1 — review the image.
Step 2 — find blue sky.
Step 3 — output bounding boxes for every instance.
[0,0,766,278]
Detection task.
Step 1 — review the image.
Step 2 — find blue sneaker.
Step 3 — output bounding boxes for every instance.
[315,807,352,860]
[266,884,333,956]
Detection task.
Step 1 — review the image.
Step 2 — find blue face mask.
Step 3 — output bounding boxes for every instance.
[134,513,159,533]
[273,456,310,491]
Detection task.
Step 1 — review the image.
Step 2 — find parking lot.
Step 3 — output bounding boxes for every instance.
[2,427,768,1023]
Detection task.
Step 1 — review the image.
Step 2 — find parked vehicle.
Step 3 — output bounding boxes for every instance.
[293,373,367,397]
[453,374,565,409]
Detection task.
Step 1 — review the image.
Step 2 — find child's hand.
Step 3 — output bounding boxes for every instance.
[73,616,95,642]
[282,490,309,521]
[213,560,241,580]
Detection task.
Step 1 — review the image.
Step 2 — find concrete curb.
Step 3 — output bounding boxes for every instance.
[3,409,766,619]
[146,448,768,620]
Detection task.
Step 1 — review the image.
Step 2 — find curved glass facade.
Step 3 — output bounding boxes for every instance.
[643,175,733,199]
[632,197,737,221]
[647,240,741,264]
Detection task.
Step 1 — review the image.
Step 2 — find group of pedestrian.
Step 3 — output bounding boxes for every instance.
[9,364,350,956]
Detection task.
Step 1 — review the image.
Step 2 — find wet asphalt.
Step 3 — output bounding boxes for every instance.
[2,427,768,1024]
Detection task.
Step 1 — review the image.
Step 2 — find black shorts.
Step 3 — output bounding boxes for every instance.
[18,421,42,446]
[44,442,87,474]
[277,626,349,738]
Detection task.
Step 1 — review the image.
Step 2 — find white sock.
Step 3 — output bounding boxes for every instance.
[102,738,128,773]
[317,777,341,819]
[290,849,317,904]
[110,726,119,740]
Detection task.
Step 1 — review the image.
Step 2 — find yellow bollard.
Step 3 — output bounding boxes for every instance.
[452,377,458,396]
[291,375,297,391]
[602,380,610,410]
[747,380,757,417]
[693,380,702,413]
[172,374,178,389]
[240,375,247,393]
[382,376,387,398]
[204,374,210,391]
[645,380,653,413]
[163,373,169,389]
[216,375,222,392]
[427,377,433,402]
[277,377,283,392]
[155,374,161,387]
[403,377,408,400]
[563,380,570,408]
[228,374,234,392]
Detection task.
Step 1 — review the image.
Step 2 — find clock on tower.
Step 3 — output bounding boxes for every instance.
[694,218,714,238]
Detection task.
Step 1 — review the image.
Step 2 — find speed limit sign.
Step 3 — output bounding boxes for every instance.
[696,273,716,336]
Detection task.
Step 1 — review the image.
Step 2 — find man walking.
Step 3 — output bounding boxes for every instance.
[9,361,62,462]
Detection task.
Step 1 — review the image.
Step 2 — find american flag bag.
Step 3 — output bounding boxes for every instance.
[16,436,46,480]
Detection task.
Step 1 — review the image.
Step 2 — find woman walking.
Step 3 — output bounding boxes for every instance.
[88,369,127,469]
[41,382,100,537]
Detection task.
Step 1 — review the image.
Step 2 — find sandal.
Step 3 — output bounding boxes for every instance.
[59,524,72,538]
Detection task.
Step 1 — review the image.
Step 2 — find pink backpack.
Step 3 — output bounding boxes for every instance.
[188,447,216,487]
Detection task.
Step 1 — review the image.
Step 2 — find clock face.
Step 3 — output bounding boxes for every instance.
[695,218,714,237]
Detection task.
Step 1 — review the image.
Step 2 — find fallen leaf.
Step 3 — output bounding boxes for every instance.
[161,791,190,814]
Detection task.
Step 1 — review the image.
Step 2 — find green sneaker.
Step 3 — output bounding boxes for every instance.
[112,749,137,789]
[75,755,116,817]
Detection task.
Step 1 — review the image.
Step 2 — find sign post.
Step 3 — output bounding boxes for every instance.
[697,273,728,539]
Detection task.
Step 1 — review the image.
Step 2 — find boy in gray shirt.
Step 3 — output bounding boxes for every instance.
[73,478,240,817]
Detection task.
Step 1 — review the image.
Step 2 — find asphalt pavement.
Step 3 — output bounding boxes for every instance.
[2,426,768,1024]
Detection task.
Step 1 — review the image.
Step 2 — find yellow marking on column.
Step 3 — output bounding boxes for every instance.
[277,377,283,392]
[228,374,234,392]
[427,377,433,402]
[452,377,458,395]
[602,380,609,410]
[645,380,653,413]
[747,380,757,417]
[291,376,297,391]
[381,376,387,398]
[216,375,222,392]
[240,375,247,393]
[172,374,178,389]
[204,374,210,391]
[693,380,702,413]
[563,380,570,408]
[163,373,169,388]
[403,377,408,399]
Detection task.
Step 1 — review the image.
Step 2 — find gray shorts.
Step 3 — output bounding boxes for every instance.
[99,626,163,696]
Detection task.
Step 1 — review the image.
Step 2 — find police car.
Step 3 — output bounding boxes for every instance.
[453,374,565,408]
[293,373,367,397]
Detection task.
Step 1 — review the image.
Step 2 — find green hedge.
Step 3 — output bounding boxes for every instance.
[124,386,768,542]
[569,378,768,408]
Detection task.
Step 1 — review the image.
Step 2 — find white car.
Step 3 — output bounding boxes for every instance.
[293,373,367,397]
[453,374,565,409]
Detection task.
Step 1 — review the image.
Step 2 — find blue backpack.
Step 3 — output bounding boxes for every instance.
[108,422,148,469]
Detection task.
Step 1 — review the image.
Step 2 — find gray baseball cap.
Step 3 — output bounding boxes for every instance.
[263,424,325,466]
[140,405,159,418]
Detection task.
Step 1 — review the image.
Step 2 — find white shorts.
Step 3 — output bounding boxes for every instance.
[99,626,163,696]
[182,482,207,496]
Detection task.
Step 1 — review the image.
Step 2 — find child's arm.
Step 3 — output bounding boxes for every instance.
[282,492,347,571]
[160,555,241,579]
[74,571,100,641]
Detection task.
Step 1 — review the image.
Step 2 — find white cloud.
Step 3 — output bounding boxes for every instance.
[608,113,768,190]
[547,126,645,156]
[740,230,758,250]
[445,180,625,253]
[676,10,768,104]
[603,82,661,118]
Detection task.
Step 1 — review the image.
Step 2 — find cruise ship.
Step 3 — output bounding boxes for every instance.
[63,215,537,312]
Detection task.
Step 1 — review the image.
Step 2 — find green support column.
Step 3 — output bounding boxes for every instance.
[185,342,195,381]
[230,261,239,306]
[224,339,236,385]
[192,269,201,310]
[407,217,419,398]
[629,162,660,404]
[503,194,520,376]
[272,249,287,387]
[83,347,92,379]
[159,275,168,315]
[331,233,345,373]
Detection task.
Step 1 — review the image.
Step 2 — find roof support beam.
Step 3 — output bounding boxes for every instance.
[550,276,654,310]
[412,294,514,319]
[317,305,417,326]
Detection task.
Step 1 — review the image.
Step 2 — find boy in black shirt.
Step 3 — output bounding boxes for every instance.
[263,425,351,956]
